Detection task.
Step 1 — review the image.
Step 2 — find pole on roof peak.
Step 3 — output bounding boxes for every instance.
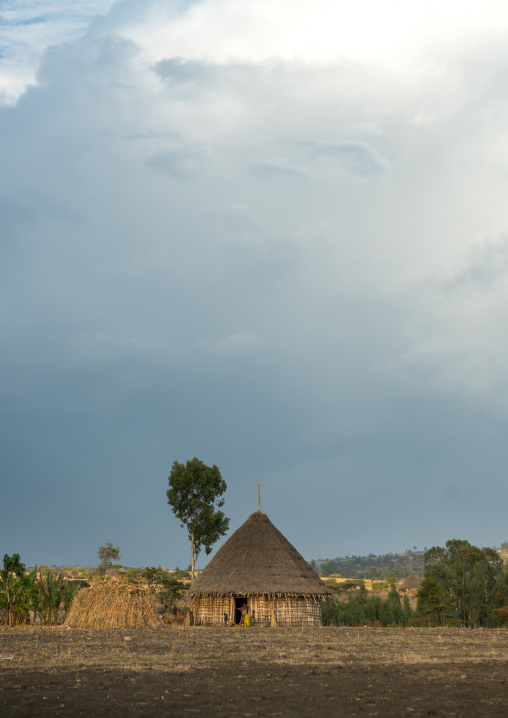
[258,483,261,512]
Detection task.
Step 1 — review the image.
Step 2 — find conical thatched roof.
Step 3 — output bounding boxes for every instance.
[188,511,332,599]
[399,573,421,590]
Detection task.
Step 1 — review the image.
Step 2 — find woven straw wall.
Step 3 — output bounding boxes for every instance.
[274,596,322,626]
[192,595,323,626]
[250,595,272,625]
[192,595,232,624]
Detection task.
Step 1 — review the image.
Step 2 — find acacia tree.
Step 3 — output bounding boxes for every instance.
[167,458,229,581]
[143,567,188,617]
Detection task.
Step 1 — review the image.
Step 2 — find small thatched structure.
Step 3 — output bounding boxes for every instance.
[399,573,421,594]
[187,511,332,626]
[65,581,159,629]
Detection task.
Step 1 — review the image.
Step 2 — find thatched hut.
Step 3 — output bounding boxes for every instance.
[187,511,332,626]
[398,573,421,594]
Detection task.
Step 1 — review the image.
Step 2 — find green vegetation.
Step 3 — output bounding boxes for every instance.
[323,582,415,626]
[172,569,191,580]
[417,539,508,627]
[143,567,188,618]
[167,457,229,580]
[97,543,121,579]
[36,570,82,625]
[324,579,366,594]
[315,550,425,580]
[0,555,84,626]
[124,568,145,584]
[323,539,508,628]
[124,565,188,618]
[0,554,37,627]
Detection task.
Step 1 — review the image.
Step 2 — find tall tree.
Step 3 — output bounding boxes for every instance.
[97,543,121,579]
[419,539,504,627]
[388,582,403,624]
[167,458,229,581]
[416,574,449,625]
[402,594,413,626]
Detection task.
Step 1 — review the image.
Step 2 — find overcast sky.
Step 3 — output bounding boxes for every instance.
[2,0,508,570]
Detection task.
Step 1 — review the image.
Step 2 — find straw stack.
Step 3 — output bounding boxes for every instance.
[65,581,160,629]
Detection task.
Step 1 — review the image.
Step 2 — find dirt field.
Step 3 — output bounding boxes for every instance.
[1,626,507,717]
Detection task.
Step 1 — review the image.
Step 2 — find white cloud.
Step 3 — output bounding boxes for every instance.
[0,0,116,104]
[119,0,508,67]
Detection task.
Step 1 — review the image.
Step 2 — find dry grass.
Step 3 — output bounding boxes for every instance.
[2,627,507,717]
[2,625,506,673]
[64,580,160,630]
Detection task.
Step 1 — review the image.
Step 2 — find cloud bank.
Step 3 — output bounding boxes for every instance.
[2,0,508,567]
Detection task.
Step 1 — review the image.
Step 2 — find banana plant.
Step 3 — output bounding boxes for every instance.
[62,580,81,615]
[0,555,38,626]
[37,570,65,625]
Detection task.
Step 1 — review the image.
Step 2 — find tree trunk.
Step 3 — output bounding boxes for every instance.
[191,534,195,582]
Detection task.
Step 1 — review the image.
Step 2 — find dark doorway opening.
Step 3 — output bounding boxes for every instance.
[234,597,246,625]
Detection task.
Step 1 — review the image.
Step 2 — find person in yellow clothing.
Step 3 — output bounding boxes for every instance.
[240,602,250,626]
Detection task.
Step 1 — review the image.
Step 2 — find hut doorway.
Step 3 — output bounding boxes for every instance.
[234,597,246,624]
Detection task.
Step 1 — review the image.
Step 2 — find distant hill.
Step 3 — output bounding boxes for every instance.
[313,543,508,580]
[311,551,425,580]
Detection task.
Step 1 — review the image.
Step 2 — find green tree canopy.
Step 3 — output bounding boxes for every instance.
[143,566,188,617]
[166,457,229,580]
[97,543,121,579]
[418,539,505,627]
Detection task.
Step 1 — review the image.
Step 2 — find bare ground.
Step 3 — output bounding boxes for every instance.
[1,626,507,717]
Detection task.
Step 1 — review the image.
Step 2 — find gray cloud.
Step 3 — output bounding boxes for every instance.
[155,57,217,83]
[443,235,508,292]
[197,332,265,357]
[296,139,389,176]
[250,156,304,178]
[2,0,508,568]
[147,145,207,180]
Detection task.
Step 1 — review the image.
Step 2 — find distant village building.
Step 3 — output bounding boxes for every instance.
[398,573,421,595]
[187,511,332,626]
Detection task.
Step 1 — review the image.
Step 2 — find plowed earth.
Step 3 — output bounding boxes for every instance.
[1,626,507,717]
